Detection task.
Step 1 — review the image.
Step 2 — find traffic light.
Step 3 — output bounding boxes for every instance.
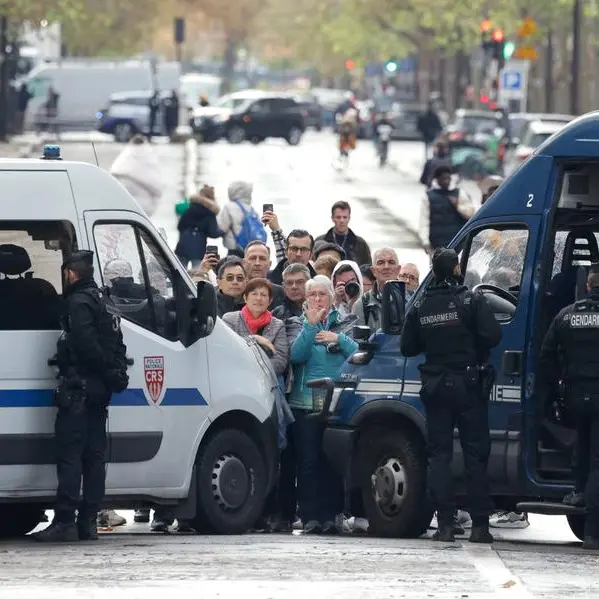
[492,28,504,43]
[384,60,398,73]
[480,18,492,33]
[503,41,515,60]
[345,59,356,70]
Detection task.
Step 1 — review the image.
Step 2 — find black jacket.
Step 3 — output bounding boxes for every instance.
[426,188,468,250]
[417,110,443,143]
[59,278,123,393]
[217,291,244,318]
[272,297,303,320]
[401,281,501,369]
[316,228,372,266]
[269,260,316,286]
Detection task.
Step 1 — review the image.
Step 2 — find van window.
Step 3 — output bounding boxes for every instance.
[0,220,76,331]
[93,223,176,340]
[463,227,529,312]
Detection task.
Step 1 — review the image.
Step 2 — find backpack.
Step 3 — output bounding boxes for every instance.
[88,287,129,394]
[233,200,267,250]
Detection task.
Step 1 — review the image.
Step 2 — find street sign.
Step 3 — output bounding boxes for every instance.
[498,60,530,105]
[515,46,539,61]
[518,16,537,37]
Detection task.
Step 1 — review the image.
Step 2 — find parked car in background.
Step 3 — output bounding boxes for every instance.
[289,93,323,131]
[193,92,306,145]
[504,120,567,176]
[393,103,426,140]
[190,90,264,141]
[96,90,170,142]
[445,109,503,144]
[506,112,574,149]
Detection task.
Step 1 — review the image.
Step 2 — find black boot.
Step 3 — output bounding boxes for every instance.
[32,521,78,543]
[583,518,599,550]
[432,524,455,542]
[469,524,494,544]
[78,516,99,541]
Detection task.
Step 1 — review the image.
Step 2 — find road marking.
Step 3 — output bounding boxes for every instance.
[464,545,534,598]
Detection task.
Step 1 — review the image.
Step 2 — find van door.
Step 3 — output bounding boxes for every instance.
[84,211,211,496]
[0,170,81,495]
[457,218,540,488]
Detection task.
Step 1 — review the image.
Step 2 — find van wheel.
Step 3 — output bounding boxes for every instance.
[567,514,586,541]
[227,126,245,144]
[0,505,45,538]
[359,429,432,538]
[193,429,267,534]
[114,123,134,143]
[286,126,302,146]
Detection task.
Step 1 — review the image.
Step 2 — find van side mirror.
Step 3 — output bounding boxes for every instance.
[381,280,406,335]
[193,281,217,339]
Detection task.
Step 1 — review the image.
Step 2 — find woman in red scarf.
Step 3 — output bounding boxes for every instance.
[222,278,288,375]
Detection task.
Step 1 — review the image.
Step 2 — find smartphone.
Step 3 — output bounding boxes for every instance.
[206,245,218,256]
[262,203,273,213]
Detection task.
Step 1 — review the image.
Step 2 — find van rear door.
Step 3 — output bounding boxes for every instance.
[0,169,81,496]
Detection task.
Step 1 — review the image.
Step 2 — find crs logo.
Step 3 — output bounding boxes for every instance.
[144,356,165,404]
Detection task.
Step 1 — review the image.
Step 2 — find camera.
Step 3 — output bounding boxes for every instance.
[345,281,361,299]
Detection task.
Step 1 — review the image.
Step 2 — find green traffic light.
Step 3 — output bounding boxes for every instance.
[503,41,515,59]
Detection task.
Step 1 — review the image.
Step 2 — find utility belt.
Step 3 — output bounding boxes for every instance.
[419,363,495,400]
[55,375,87,411]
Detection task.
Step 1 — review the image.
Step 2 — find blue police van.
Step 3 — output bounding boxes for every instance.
[310,112,599,541]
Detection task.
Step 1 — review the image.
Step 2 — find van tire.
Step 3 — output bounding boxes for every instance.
[359,429,431,538]
[114,123,134,143]
[193,429,267,534]
[567,514,586,541]
[0,505,45,538]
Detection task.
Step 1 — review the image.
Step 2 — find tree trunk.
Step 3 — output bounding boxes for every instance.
[220,37,239,95]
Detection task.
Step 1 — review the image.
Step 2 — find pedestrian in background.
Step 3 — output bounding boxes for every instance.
[419,165,476,255]
[417,102,443,161]
[110,135,164,218]
[401,248,501,544]
[175,185,221,269]
[317,201,371,266]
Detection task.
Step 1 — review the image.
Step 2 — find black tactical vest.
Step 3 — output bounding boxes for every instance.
[561,297,599,382]
[416,284,478,369]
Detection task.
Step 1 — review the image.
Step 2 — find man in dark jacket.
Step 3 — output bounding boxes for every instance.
[420,141,451,188]
[316,200,371,266]
[401,248,501,544]
[34,250,128,542]
[419,165,475,254]
[417,102,443,160]
[273,263,311,320]
[269,231,316,286]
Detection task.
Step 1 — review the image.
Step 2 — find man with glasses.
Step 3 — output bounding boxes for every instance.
[261,212,316,286]
[353,248,401,330]
[273,264,311,321]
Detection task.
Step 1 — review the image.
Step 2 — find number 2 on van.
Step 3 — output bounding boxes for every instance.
[144,356,165,404]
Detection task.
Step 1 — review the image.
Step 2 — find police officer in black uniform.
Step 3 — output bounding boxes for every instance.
[401,248,501,543]
[538,263,599,550]
[33,250,128,542]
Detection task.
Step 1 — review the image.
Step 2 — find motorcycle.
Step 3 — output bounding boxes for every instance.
[377,124,392,167]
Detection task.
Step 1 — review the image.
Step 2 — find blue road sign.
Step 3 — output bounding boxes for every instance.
[502,70,522,91]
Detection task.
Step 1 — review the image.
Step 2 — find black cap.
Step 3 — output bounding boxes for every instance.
[62,250,94,270]
[313,242,346,261]
[432,247,459,279]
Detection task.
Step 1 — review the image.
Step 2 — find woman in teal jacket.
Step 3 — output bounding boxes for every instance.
[290,275,358,534]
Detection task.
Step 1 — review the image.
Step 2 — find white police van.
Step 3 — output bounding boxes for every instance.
[0,146,278,537]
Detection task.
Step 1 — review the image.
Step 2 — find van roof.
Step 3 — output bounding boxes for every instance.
[528,120,566,134]
[0,159,143,215]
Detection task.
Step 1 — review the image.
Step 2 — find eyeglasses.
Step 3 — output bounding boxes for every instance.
[399,273,418,282]
[223,275,246,282]
[287,246,311,254]
[306,291,329,299]
[283,279,307,287]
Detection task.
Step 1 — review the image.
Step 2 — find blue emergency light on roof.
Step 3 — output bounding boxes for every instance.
[42,145,62,160]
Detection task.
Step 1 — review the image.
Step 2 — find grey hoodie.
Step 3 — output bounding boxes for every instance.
[217,180,254,251]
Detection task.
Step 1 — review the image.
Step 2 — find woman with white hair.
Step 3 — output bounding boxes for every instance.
[289,275,358,535]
